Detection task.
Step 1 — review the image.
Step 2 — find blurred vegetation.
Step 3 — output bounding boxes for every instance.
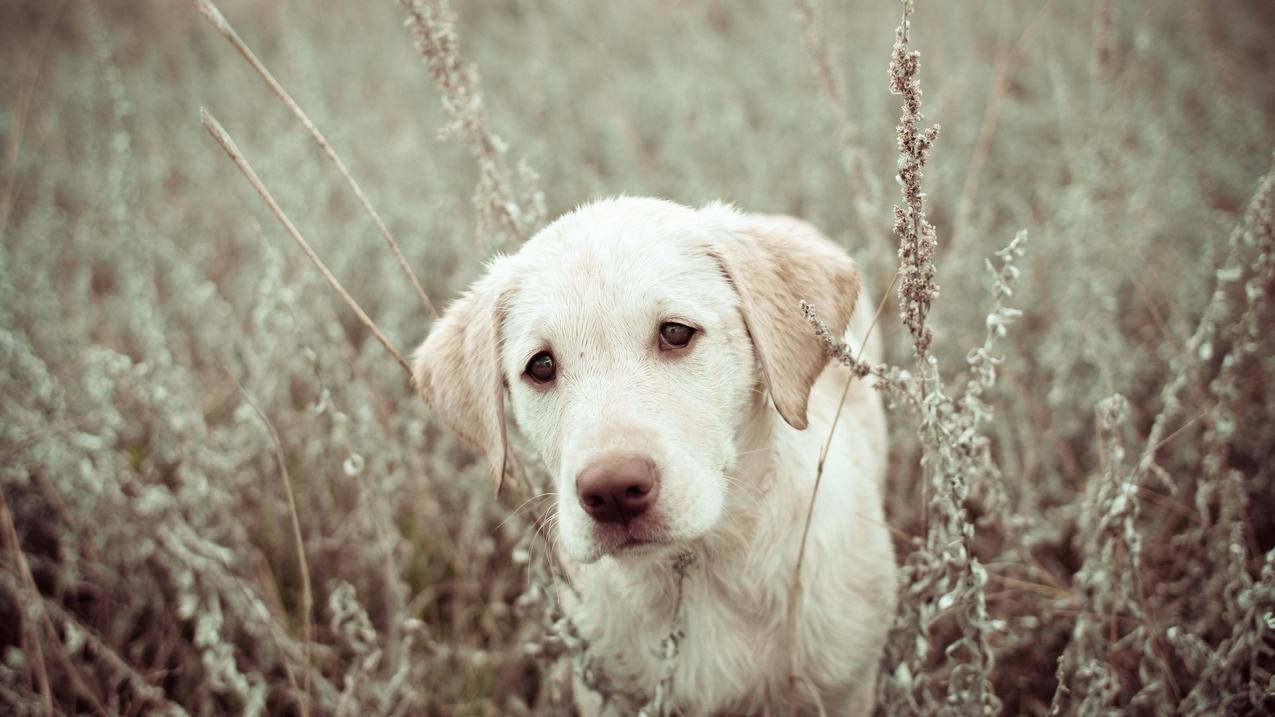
[1,0,1273,714]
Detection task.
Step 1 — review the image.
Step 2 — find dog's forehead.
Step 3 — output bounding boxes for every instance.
[501,199,738,350]
[520,231,710,300]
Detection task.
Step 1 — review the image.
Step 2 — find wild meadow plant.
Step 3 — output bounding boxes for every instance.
[0,0,1272,714]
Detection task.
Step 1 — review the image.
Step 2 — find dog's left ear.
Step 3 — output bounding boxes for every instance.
[411,260,521,495]
[706,210,861,430]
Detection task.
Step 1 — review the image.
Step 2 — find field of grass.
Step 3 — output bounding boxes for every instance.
[1,0,1273,714]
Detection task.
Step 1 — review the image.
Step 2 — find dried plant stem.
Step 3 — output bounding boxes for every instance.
[398,0,546,251]
[0,489,53,717]
[0,578,191,715]
[201,108,412,376]
[191,0,438,318]
[226,370,313,717]
[793,0,881,241]
[0,0,66,238]
[1132,153,1275,486]
[951,2,1052,246]
[890,0,941,360]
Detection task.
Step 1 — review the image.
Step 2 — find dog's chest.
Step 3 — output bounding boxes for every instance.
[569,563,789,713]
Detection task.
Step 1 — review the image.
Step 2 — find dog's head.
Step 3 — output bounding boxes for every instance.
[413,198,859,563]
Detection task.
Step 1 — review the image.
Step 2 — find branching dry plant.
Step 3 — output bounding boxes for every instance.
[0,0,1272,715]
[398,0,546,252]
[192,0,439,320]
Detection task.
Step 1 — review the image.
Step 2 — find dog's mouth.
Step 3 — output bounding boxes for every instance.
[611,536,666,556]
[591,523,674,559]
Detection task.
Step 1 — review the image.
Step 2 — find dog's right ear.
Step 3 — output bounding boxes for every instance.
[412,260,520,495]
[702,207,861,432]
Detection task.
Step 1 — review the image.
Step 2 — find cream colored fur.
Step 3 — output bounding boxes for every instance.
[413,197,894,715]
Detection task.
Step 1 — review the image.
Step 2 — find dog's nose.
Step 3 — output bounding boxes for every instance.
[576,453,659,524]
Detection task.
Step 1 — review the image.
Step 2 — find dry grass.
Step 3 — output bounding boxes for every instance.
[1,0,1273,714]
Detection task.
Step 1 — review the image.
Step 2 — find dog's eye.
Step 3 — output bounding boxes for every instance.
[525,351,557,383]
[658,322,695,350]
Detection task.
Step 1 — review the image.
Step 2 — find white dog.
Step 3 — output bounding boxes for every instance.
[413,197,895,714]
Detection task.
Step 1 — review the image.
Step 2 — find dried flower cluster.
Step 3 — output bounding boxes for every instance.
[806,1,1275,712]
[808,225,1025,715]
[398,0,545,251]
[888,0,941,360]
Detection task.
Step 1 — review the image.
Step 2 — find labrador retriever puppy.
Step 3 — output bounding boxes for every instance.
[413,197,894,715]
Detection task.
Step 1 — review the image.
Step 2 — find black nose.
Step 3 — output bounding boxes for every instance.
[576,453,659,524]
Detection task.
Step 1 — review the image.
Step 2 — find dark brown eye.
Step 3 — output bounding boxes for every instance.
[526,351,556,383]
[659,322,695,350]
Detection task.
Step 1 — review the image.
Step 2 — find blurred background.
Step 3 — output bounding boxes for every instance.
[1,0,1273,714]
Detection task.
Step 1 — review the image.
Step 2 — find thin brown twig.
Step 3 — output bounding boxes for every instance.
[951,1,1053,246]
[230,569,306,706]
[0,0,68,239]
[191,0,438,318]
[201,108,412,376]
[0,578,191,715]
[984,571,1074,602]
[224,369,313,717]
[0,489,54,717]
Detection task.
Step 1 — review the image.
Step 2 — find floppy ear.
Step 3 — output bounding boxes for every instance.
[707,212,861,430]
[412,263,521,495]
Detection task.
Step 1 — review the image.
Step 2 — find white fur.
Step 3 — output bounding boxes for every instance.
[416,197,894,714]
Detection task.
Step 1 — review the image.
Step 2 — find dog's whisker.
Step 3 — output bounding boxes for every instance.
[495,491,557,533]
[722,474,767,506]
[721,471,765,493]
[531,510,561,549]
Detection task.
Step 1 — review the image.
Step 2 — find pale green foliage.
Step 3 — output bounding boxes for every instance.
[0,0,1273,714]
